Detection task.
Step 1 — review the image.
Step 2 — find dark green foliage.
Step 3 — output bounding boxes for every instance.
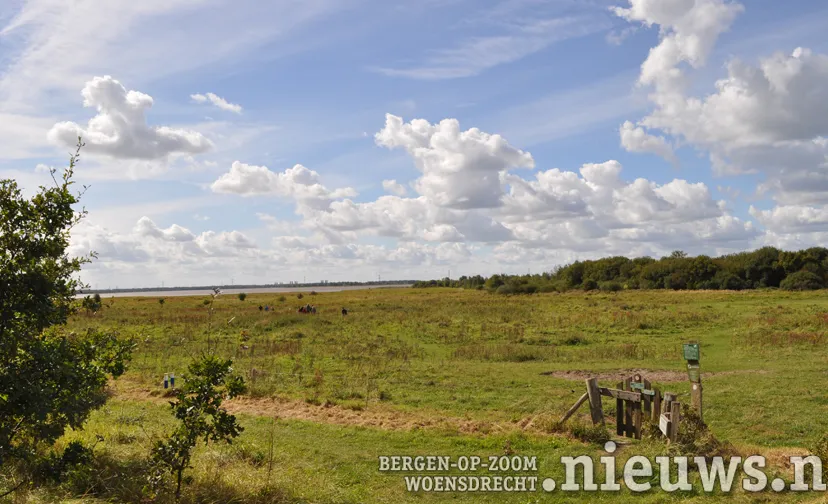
[0,140,133,473]
[780,270,825,291]
[413,247,828,293]
[35,440,96,484]
[81,294,103,314]
[238,292,247,301]
[149,355,246,500]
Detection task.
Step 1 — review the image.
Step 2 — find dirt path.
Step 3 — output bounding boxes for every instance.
[113,381,542,436]
[112,379,807,468]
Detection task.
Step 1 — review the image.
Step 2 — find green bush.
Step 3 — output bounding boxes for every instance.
[598,281,622,292]
[780,270,824,291]
[582,279,598,291]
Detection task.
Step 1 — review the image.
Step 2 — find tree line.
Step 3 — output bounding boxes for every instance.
[413,248,828,294]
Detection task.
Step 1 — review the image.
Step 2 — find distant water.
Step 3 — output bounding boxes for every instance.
[75,284,413,299]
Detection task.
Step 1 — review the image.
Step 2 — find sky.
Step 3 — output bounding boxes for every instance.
[1,0,828,288]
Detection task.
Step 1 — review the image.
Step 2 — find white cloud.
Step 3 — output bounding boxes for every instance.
[382,179,407,196]
[375,114,535,209]
[191,92,243,114]
[211,161,358,211]
[750,204,828,234]
[614,0,828,204]
[48,76,213,160]
[612,0,744,89]
[134,216,196,242]
[619,120,677,164]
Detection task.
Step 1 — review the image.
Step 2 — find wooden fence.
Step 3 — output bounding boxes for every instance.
[560,374,681,442]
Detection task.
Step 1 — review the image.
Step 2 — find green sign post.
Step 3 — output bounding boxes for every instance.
[683,342,702,421]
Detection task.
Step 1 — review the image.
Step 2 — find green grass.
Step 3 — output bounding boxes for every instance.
[12,287,828,502]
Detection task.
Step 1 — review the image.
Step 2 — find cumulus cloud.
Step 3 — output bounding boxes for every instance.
[48,76,213,160]
[382,179,408,196]
[613,1,828,204]
[134,216,196,242]
[211,161,358,211]
[375,114,535,209]
[612,0,744,89]
[191,92,243,113]
[750,204,828,234]
[619,120,677,164]
[72,217,258,267]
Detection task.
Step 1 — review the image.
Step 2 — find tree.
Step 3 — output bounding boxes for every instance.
[0,140,133,478]
[149,355,246,500]
[237,292,247,301]
[780,270,824,291]
[159,298,165,307]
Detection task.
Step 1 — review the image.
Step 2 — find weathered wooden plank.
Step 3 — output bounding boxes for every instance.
[659,413,669,436]
[624,378,633,437]
[559,393,589,424]
[615,381,624,436]
[652,388,662,423]
[633,400,642,439]
[669,401,681,442]
[691,381,703,422]
[642,379,652,418]
[586,378,604,426]
[598,387,642,402]
[663,392,676,415]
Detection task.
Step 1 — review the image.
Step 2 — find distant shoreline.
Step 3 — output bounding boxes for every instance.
[74,283,415,298]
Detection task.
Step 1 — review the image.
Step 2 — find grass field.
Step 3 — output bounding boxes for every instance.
[18,287,828,503]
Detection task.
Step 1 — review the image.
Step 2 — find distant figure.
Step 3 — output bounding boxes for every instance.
[298,306,306,314]
[264,305,269,312]
[341,307,348,316]
[258,305,263,311]
[311,305,317,314]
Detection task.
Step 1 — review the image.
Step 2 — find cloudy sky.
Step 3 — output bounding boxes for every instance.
[1,0,827,288]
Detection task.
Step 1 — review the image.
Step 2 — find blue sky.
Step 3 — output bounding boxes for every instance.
[1,0,828,288]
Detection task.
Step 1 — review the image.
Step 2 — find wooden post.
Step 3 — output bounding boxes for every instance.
[691,382,703,422]
[615,381,624,436]
[663,393,676,415]
[623,378,633,437]
[559,393,589,424]
[633,400,642,439]
[652,388,662,423]
[669,401,681,442]
[642,379,652,418]
[585,378,604,425]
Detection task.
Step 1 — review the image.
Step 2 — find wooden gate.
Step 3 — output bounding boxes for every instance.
[559,374,681,442]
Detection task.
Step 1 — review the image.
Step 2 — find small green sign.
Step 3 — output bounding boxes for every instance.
[687,363,700,383]
[683,343,700,361]
[630,382,645,390]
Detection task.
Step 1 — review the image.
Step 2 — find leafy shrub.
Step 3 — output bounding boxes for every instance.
[582,279,598,291]
[148,356,246,500]
[668,405,735,458]
[495,284,514,295]
[598,281,622,292]
[780,270,824,291]
[717,273,745,291]
[238,292,247,301]
[0,139,134,472]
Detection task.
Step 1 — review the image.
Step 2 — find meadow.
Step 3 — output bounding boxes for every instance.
[18,287,828,503]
